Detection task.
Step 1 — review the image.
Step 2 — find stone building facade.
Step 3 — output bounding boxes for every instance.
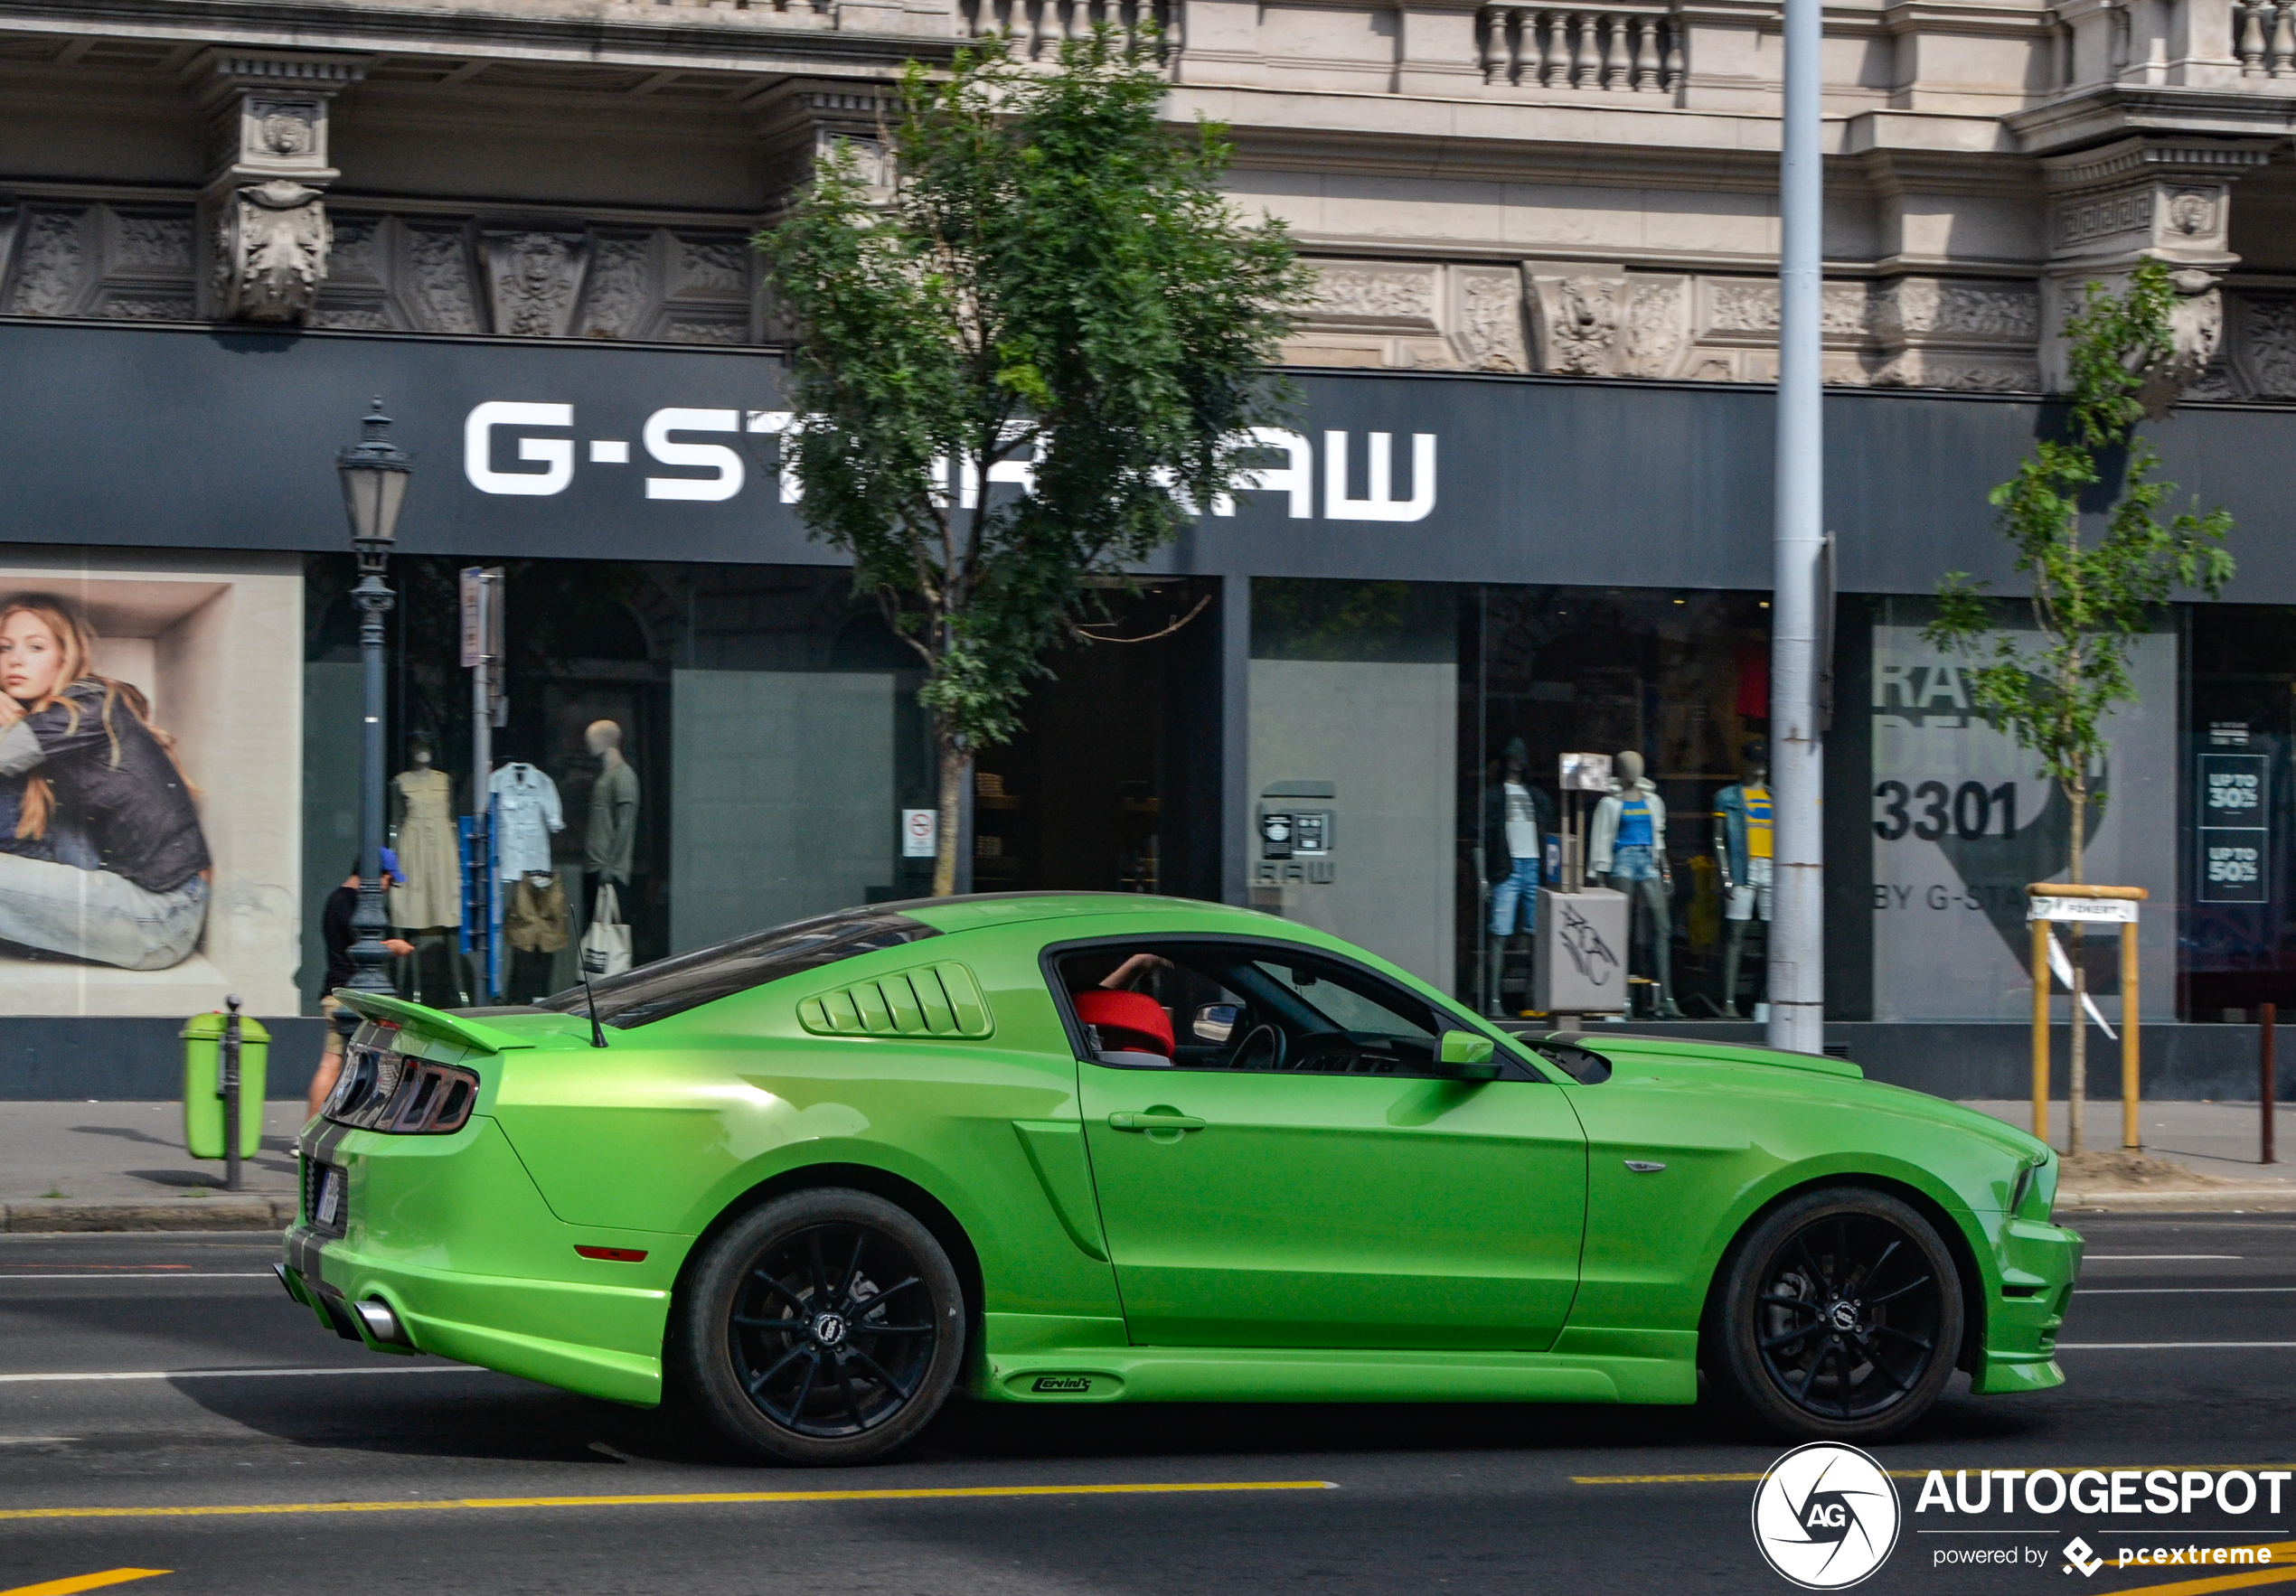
[2,0,2290,395]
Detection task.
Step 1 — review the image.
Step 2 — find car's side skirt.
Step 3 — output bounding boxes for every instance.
[973,1340,1698,1406]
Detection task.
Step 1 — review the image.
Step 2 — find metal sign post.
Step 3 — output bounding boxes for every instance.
[220,993,243,1194]
[461,567,505,1000]
[2027,883,2147,1150]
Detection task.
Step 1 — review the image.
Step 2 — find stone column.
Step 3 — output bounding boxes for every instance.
[197,51,367,324]
[2038,135,2275,400]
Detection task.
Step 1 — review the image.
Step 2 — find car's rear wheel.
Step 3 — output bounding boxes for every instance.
[1711,1186,1963,1443]
[677,1188,965,1464]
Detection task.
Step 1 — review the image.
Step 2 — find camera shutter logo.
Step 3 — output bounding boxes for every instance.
[1751,1442,1901,1589]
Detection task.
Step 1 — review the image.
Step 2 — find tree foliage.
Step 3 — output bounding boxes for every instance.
[757,31,1309,891]
[1924,260,2235,882]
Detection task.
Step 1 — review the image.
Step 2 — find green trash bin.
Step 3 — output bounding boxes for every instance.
[182,1009,269,1160]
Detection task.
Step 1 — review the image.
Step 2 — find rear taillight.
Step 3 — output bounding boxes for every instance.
[325,1033,479,1135]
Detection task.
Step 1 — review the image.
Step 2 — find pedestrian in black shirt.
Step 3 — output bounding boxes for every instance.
[308,850,415,1119]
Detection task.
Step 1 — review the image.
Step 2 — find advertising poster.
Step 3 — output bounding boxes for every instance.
[0,549,302,1017]
[1870,610,2176,1021]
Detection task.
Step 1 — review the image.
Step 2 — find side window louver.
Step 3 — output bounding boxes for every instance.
[796,962,994,1040]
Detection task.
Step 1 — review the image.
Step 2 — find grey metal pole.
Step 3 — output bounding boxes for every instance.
[221,993,242,1194]
[1769,0,1826,1055]
[347,563,397,1006]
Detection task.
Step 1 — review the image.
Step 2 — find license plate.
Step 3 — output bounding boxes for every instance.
[315,1167,343,1227]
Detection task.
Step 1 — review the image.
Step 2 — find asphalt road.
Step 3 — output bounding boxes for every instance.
[3,1216,2294,1596]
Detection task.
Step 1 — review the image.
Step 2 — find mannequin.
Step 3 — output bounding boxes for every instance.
[583,718,640,932]
[389,733,465,1007]
[1482,736,1554,1018]
[1589,748,1680,1019]
[490,756,567,1002]
[1712,737,1774,1018]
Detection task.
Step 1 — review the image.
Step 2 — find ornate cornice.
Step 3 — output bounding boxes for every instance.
[2039,132,2281,191]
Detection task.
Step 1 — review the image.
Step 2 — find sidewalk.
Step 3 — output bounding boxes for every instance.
[0,1101,306,1232]
[3,1097,2294,1232]
[1963,1099,2296,1210]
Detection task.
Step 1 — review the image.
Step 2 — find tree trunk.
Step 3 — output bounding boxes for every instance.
[932,725,970,898]
[2067,781,2088,1155]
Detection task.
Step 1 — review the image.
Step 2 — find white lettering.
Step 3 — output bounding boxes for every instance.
[644,408,745,502]
[2265,1472,2291,1514]
[747,410,801,502]
[2146,1470,2178,1513]
[465,401,575,496]
[1954,1469,1991,1513]
[1324,429,1435,522]
[1916,1470,1953,1513]
[1223,427,1312,519]
[2184,1471,2217,1514]
[2037,1469,2078,1514]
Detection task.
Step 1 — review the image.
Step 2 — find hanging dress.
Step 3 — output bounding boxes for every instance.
[389,766,465,930]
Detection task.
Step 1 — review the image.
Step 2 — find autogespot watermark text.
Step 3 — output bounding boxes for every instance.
[1915,1468,2291,1574]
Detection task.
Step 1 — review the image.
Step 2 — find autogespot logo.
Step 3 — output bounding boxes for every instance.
[1752,1443,1903,1590]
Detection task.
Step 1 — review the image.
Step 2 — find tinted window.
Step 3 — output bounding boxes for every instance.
[539,908,939,1028]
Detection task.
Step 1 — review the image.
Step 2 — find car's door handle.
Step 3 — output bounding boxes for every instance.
[1108,1112,1206,1132]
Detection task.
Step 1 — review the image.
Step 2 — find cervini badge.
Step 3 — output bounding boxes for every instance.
[1752,1443,1902,1589]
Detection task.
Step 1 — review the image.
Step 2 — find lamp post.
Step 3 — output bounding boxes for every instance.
[336,398,411,1011]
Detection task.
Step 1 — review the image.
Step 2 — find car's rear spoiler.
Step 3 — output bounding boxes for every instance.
[332,990,539,1056]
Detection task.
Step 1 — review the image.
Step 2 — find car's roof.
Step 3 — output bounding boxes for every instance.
[898,891,1281,938]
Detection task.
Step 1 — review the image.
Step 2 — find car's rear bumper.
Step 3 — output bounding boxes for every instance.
[282,1113,682,1407]
[1971,1215,2082,1395]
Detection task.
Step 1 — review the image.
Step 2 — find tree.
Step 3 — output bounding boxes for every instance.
[1924,259,2235,1152]
[757,31,1309,896]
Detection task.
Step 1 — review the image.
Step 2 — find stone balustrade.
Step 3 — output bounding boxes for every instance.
[958,0,1180,58]
[2235,0,2296,74]
[1475,5,1684,93]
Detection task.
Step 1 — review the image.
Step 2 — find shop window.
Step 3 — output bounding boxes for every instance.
[1462,587,1772,1020]
[1865,596,2175,1023]
[2185,606,2296,1020]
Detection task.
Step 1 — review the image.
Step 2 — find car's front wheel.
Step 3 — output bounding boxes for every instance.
[1710,1186,1964,1442]
[677,1188,965,1464]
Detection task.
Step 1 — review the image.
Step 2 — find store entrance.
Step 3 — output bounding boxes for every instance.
[967,581,1221,902]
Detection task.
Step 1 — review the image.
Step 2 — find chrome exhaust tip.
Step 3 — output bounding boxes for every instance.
[352,1298,415,1349]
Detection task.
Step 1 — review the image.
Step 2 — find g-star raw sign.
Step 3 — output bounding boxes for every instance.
[465,402,1437,522]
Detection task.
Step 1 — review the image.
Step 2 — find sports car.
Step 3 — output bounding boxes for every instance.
[279,892,2080,1463]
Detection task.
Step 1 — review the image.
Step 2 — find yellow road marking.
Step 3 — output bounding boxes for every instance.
[1574,1465,2296,1485]
[0,1572,170,1596]
[0,1480,1337,1522]
[2095,1539,2296,1596]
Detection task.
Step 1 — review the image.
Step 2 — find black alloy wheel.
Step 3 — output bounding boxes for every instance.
[679,1188,965,1464]
[1711,1186,1964,1442]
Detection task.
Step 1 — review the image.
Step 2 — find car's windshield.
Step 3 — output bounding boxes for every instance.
[538,908,940,1028]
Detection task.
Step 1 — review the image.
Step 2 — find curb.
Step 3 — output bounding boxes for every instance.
[2056,1187,2296,1212]
[2,1199,295,1233]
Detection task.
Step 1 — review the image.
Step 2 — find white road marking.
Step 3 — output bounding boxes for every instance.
[0,1273,274,1281]
[0,1366,489,1384]
[2082,1253,2244,1261]
[2055,1340,2296,1349]
[2079,1286,2296,1294]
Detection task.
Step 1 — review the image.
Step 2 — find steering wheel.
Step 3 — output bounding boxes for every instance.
[1230,1022,1286,1072]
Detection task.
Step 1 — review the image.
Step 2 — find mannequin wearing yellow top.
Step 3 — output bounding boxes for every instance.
[1712,737,1774,1019]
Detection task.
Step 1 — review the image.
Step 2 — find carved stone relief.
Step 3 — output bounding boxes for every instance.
[310,217,757,343]
[1311,265,1440,327]
[2,203,202,323]
[9,209,90,316]
[1623,277,1689,378]
[1701,279,1874,339]
[483,230,589,339]
[1450,267,1529,372]
[2219,293,2296,401]
[212,181,330,323]
[1872,280,2039,343]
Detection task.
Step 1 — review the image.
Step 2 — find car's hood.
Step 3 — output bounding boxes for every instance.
[1569,1033,2050,1163]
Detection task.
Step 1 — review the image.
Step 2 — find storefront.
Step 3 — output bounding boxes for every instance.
[7,315,2296,1097]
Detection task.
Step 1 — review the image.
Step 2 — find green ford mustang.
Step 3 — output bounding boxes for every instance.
[280,892,2080,1463]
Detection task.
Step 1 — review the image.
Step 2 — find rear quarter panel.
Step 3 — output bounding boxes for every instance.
[487,929,1124,1322]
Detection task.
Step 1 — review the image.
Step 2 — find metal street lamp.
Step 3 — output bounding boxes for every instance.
[336,398,410,1006]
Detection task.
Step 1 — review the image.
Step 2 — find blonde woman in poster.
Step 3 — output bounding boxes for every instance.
[0,596,211,970]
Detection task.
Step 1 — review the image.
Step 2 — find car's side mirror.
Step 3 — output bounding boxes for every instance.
[1192,1003,1239,1044]
[1437,1030,1501,1081]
